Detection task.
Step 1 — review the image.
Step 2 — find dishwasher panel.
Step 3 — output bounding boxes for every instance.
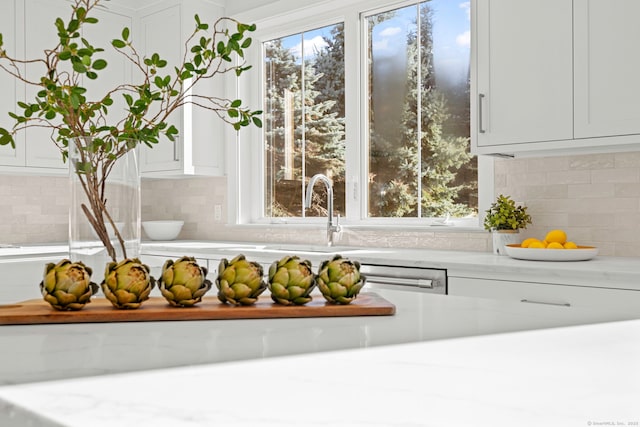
[359,263,447,294]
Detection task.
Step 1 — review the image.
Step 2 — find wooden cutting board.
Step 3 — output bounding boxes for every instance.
[0,292,395,325]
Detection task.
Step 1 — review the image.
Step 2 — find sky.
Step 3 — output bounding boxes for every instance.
[277,0,471,86]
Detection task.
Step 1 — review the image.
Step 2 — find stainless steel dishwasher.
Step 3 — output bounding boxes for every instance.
[359,263,447,294]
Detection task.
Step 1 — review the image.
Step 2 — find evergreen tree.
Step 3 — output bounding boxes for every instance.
[264,33,346,217]
[369,3,475,217]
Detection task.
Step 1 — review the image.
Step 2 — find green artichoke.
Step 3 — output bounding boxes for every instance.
[268,256,316,305]
[216,254,267,305]
[159,256,212,307]
[39,259,98,311]
[101,258,155,309]
[317,255,366,304]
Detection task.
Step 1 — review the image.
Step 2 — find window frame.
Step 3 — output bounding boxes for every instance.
[229,0,492,230]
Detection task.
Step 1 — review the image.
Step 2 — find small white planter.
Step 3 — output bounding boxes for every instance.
[491,230,520,255]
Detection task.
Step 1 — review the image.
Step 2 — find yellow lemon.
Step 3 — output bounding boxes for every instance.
[520,238,540,248]
[547,242,564,249]
[564,241,578,249]
[528,241,546,249]
[545,229,567,244]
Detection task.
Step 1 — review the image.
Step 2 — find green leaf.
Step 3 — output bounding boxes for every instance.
[228,109,239,118]
[73,61,87,73]
[252,117,263,128]
[85,17,98,24]
[230,99,242,108]
[122,27,130,41]
[241,38,252,49]
[58,50,72,61]
[0,128,15,148]
[45,110,56,120]
[112,39,126,49]
[92,59,107,70]
[86,71,98,80]
[70,93,80,109]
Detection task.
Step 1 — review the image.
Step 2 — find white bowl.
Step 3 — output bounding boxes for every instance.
[142,220,184,241]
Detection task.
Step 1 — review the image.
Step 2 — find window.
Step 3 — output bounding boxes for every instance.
[366,1,476,218]
[264,25,346,218]
[252,0,479,225]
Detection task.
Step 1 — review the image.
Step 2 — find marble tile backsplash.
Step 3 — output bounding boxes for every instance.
[1,150,639,257]
[494,151,640,257]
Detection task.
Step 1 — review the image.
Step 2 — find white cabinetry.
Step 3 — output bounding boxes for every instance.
[473,0,640,156]
[0,0,68,174]
[0,0,23,168]
[138,1,226,177]
[0,1,134,174]
[475,0,573,148]
[449,277,640,316]
[573,0,640,139]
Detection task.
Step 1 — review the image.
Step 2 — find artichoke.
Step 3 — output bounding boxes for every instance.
[39,259,98,311]
[268,256,316,305]
[101,258,155,309]
[216,255,267,305]
[317,255,366,304]
[159,256,212,307]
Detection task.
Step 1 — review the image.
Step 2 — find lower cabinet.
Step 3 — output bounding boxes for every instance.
[448,277,640,315]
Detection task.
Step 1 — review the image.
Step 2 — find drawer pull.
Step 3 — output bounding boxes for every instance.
[520,299,571,308]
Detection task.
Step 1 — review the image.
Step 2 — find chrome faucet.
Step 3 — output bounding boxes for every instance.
[304,174,341,246]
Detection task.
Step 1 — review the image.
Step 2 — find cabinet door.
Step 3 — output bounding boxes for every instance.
[574,0,640,138]
[138,5,184,174]
[475,0,573,147]
[449,277,640,316]
[0,0,25,167]
[82,7,133,130]
[23,0,67,170]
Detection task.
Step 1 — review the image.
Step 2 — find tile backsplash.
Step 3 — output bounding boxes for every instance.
[1,150,639,257]
[493,151,640,257]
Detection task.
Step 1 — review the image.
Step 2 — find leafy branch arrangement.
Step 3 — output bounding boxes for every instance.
[483,194,532,231]
[0,0,261,262]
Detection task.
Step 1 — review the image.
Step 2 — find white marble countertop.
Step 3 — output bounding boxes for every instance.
[2,240,639,289]
[142,240,640,289]
[1,315,639,426]
[1,255,640,426]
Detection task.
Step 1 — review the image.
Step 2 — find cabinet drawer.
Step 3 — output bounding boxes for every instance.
[449,277,640,313]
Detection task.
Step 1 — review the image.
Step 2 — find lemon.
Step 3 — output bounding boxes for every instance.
[545,229,567,244]
[528,241,546,249]
[520,238,540,248]
[547,242,564,249]
[564,241,578,249]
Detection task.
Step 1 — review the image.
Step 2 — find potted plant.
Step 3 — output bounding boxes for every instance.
[0,0,261,309]
[484,194,532,255]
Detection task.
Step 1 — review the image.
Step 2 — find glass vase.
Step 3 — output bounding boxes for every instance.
[68,141,141,272]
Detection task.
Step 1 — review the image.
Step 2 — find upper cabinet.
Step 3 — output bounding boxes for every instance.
[473,0,640,156]
[0,0,24,168]
[0,0,68,174]
[137,0,226,177]
[0,0,227,177]
[475,0,573,148]
[573,1,640,139]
